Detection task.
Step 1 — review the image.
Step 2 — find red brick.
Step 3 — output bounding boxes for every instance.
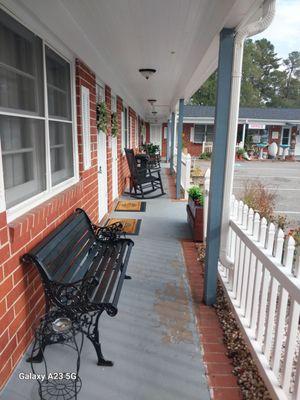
[212,387,242,400]
[208,374,238,388]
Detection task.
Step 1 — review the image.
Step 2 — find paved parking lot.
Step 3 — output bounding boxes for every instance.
[233,161,300,227]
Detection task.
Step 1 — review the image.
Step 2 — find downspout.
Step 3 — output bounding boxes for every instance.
[219,0,276,269]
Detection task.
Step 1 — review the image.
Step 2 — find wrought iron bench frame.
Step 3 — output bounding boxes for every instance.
[22,208,134,367]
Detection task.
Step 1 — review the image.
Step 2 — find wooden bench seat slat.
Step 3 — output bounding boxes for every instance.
[91,244,121,304]
[102,242,128,304]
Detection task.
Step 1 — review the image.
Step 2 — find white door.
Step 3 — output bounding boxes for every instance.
[295,132,300,156]
[112,136,118,199]
[150,124,162,150]
[97,131,108,221]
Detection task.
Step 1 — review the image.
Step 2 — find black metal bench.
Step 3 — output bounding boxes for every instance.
[23,208,134,366]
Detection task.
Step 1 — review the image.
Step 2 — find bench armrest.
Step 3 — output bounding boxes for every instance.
[92,222,125,240]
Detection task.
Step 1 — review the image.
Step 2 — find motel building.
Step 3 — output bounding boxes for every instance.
[1,1,300,400]
[159,106,300,159]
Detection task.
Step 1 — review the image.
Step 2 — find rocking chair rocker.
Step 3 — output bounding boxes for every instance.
[125,149,165,199]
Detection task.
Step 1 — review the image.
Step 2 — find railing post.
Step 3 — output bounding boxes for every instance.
[166,119,171,162]
[203,168,210,241]
[176,98,184,199]
[170,112,175,173]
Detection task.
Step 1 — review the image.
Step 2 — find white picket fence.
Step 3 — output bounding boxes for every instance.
[202,167,300,399]
[219,196,300,400]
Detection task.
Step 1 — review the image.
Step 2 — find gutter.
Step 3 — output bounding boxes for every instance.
[219,0,276,269]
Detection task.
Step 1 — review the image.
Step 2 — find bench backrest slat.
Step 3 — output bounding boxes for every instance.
[27,210,97,283]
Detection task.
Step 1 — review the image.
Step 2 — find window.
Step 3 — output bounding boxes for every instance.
[0,9,74,212]
[281,128,290,145]
[206,124,215,143]
[194,124,206,143]
[193,124,215,143]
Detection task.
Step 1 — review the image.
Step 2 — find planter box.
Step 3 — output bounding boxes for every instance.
[187,196,204,242]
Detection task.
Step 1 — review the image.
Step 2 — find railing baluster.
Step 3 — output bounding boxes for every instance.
[281,299,300,394]
[236,204,249,306]
[293,346,300,400]
[251,217,267,333]
[245,212,260,325]
[241,208,254,315]
[264,229,285,363]
[256,223,275,347]
[272,235,295,378]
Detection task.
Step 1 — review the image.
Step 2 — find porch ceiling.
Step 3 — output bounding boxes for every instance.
[5,0,263,121]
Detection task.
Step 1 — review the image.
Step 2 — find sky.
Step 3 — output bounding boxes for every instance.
[254,0,300,60]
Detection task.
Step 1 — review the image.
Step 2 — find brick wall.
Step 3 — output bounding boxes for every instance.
[183,123,202,156]
[0,58,99,390]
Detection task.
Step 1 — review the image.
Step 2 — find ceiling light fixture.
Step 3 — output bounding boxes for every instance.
[147,99,157,105]
[152,111,157,115]
[139,68,156,80]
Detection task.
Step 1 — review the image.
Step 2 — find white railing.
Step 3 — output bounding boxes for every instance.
[219,196,300,400]
[181,153,191,199]
[172,150,191,199]
[203,168,300,399]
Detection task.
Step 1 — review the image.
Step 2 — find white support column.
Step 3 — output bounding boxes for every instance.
[241,123,246,147]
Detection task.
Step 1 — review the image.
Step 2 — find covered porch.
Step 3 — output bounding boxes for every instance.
[0,0,286,399]
[1,168,214,400]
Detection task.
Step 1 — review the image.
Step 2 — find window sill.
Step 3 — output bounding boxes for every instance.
[6,176,80,223]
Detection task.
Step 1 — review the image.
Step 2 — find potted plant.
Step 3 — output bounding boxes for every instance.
[187,186,204,242]
[188,186,204,206]
[236,147,245,160]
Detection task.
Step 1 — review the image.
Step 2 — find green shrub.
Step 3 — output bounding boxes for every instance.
[188,186,204,206]
[199,151,212,160]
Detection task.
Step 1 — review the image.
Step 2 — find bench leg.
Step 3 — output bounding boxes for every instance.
[125,274,132,280]
[87,312,113,367]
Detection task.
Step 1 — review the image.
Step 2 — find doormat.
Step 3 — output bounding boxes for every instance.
[115,201,146,212]
[106,218,142,235]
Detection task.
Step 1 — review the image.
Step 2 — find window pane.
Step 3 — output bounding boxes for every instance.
[46,47,71,119]
[0,115,46,208]
[0,9,44,114]
[49,121,74,186]
[194,124,205,143]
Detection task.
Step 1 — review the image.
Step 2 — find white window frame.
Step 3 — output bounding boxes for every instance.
[281,126,291,146]
[0,11,78,222]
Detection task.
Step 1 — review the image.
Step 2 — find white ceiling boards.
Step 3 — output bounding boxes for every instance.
[4,0,263,120]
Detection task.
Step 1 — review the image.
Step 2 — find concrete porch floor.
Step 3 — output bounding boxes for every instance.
[0,167,211,400]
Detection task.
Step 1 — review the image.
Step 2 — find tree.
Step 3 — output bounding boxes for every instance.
[189,72,217,106]
[189,39,300,109]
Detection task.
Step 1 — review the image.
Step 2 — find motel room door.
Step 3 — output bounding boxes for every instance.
[150,124,162,151]
[96,83,108,221]
[111,136,118,200]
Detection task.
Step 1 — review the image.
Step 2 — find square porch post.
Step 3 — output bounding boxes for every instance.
[170,111,175,173]
[176,98,184,199]
[204,28,235,305]
[166,119,171,161]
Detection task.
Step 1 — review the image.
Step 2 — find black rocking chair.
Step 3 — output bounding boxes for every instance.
[125,149,165,199]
